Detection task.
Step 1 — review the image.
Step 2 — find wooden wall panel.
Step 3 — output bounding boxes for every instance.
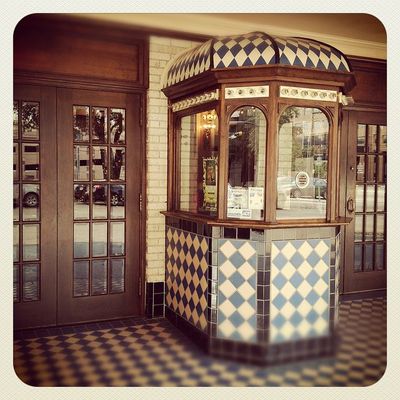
[347,57,386,109]
[14,15,148,91]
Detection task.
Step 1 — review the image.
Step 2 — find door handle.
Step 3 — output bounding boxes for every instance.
[347,197,354,213]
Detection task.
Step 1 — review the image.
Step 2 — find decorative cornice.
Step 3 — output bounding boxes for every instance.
[225,85,269,99]
[171,90,219,112]
[279,85,338,102]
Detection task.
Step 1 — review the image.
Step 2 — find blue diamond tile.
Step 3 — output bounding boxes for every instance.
[230,271,245,288]
[273,253,288,269]
[272,292,286,309]
[230,310,245,328]
[306,270,320,286]
[271,313,286,329]
[289,311,303,326]
[289,291,304,308]
[306,290,319,306]
[272,272,287,290]
[289,271,303,287]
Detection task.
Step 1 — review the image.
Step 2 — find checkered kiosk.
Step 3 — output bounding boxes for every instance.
[161,32,355,364]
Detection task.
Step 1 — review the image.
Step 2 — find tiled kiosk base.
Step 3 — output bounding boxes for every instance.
[164,215,341,365]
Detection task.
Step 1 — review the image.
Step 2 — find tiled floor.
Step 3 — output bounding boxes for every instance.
[13,297,386,387]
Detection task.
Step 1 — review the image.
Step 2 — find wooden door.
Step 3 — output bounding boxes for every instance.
[13,84,58,329]
[342,111,387,293]
[57,88,143,324]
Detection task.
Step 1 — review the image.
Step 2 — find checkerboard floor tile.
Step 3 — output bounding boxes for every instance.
[14,297,386,387]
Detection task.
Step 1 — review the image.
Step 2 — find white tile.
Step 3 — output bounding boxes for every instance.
[220,260,236,279]
[314,240,330,258]
[238,242,256,260]
[220,240,237,259]
[219,319,235,337]
[219,280,236,298]
[219,299,236,318]
[237,261,255,281]
[236,321,255,341]
[281,281,296,299]
[282,242,297,260]
[298,261,313,279]
[280,301,295,319]
[298,241,313,259]
[314,297,329,315]
[237,301,255,320]
[297,299,312,317]
[314,259,329,277]
[237,281,255,301]
[313,279,328,297]
[297,280,312,298]
[280,262,296,280]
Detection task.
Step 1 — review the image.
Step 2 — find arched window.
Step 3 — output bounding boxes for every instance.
[227,106,267,220]
[277,107,329,220]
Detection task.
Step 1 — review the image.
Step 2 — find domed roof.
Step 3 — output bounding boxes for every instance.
[163,32,352,88]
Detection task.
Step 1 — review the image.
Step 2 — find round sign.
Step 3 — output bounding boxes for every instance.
[295,171,310,189]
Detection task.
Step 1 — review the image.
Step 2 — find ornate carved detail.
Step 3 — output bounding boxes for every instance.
[224,85,269,99]
[279,85,338,102]
[171,90,219,112]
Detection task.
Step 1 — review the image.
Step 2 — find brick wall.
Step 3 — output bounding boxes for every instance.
[146,36,201,283]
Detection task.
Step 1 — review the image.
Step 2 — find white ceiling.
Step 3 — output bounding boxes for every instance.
[70,13,386,59]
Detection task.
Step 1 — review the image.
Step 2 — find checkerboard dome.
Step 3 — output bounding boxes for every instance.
[162,32,352,88]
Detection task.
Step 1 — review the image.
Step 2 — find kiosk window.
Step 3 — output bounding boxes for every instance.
[277,107,329,220]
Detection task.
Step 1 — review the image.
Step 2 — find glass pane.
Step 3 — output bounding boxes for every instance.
[74,146,90,181]
[357,124,366,153]
[367,155,376,182]
[22,184,40,221]
[110,108,126,144]
[22,102,39,139]
[110,259,125,293]
[92,222,107,257]
[277,107,328,220]
[110,222,125,256]
[74,223,89,258]
[377,155,386,183]
[22,143,40,180]
[354,244,362,272]
[23,264,39,301]
[356,155,365,182]
[92,146,108,181]
[110,147,126,180]
[92,260,107,295]
[376,214,385,241]
[13,184,19,221]
[179,110,219,216]
[13,225,19,262]
[379,126,387,152]
[13,265,19,302]
[23,224,39,261]
[365,185,375,212]
[92,107,108,143]
[354,215,363,241]
[73,105,89,142]
[227,106,266,220]
[110,185,125,218]
[376,185,386,212]
[93,184,108,219]
[13,101,19,138]
[364,244,374,271]
[13,143,19,180]
[355,185,364,212]
[73,261,89,297]
[375,243,385,270]
[367,125,377,153]
[364,215,374,241]
[74,184,90,220]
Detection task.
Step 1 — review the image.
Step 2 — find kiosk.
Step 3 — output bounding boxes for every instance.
[161,32,355,364]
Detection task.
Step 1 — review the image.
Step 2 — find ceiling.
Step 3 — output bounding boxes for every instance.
[70,13,386,59]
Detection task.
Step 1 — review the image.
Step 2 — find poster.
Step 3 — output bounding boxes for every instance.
[202,157,217,211]
[248,187,264,210]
